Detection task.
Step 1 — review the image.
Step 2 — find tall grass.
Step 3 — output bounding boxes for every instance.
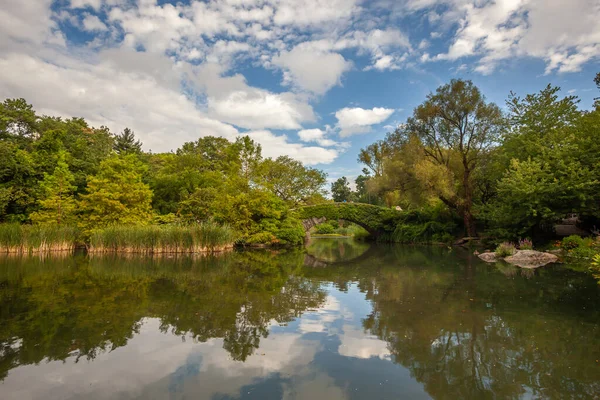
[0,223,78,253]
[88,223,236,254]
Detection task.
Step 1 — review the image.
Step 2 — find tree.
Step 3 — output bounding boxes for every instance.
[403,79,503,236]
[331,177,353,203]
[78,156,153,230]
[488,106,600,236]
[30,151,77,225]
[358,141,390,177]
[114,128,142,155]
[0,98,38,145]
[260,156,327,206]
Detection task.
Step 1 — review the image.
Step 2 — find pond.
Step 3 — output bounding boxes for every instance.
[1,238,600,399]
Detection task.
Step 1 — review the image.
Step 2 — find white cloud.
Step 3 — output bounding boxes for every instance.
[82,14,108,32]
[335,107,395,137]
[419,0,600,74]
[246,130,339,165]
[273,46,352,95]
[193,63,316,130]
[70,0,102,11]
[0,52,239,152]
[272,0,360,27]
[297,128,340,147]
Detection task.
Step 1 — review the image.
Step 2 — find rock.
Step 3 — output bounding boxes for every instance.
[478,252,497,263]
[454,237,480,246]
[473,250,480,255]
[504,250,558,269]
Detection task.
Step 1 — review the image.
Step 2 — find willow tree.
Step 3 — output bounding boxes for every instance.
[404,80,503,237]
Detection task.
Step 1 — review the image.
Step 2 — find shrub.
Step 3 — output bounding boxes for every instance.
[314,223,335,235]
[561,235,584,250]
[518,238,533,250]
[275,218,305,245]
[591,254,600,283]
[495,242,516,257]
[246,232,278,245]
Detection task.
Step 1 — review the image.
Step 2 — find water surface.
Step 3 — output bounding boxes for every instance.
[1,239,600,399]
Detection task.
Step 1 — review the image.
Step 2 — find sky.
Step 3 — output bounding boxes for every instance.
[1,0,599,184]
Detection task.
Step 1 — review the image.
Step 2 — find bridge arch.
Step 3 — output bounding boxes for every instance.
[295,203,402,239]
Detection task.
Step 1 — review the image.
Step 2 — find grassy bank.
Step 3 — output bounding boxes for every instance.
[88,223,236,254]
[0,224,78,253]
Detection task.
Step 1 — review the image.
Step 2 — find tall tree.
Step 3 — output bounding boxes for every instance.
[358,141,389,177]
[260,156,327,206]
[403,79,503,236]
[78,156,153,230]
[30,151,77,225]
[0,98,38,145]
[331,177,353,203]
[114,128,142,155]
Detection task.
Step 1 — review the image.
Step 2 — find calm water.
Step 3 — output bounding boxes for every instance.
[1,239,600,400]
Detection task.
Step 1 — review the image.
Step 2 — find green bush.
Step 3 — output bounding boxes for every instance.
[561,235,584,250]
[495,242,516,257]
[246,231,278,245]
[314,223,335,234]
[275,218,305,245]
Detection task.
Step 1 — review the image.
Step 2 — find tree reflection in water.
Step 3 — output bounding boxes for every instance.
[1,243,600,399]
[0,250,326,380]
[304,245,600,399]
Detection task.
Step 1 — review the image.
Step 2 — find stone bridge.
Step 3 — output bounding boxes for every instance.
[295,203,402,240]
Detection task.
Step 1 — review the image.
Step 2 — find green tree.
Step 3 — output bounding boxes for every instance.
[113,128,142,155]
[402,79,503,236]
[488,107,600,236]
[331,177,353,203]
[260,156,327,206]
[0,98,38,146]
[78,156,153,230]
[30,151,77,225]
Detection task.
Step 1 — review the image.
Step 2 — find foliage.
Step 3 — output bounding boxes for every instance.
[592,254,600,282]
[246,231,278,245]
[29,150,77,226]
[113,128,142,155]
[495,242,517,257]
[398,80,503,236]
[297,203,401,235]
[0,223,78,253]
[561,235,584,250]
[260,156,327,206]
[314,223,336,234]
[78,156,154,232]
[88,223,236,253]
[518,238,533,250]
[331,177,353,203]
[356,75,600,246]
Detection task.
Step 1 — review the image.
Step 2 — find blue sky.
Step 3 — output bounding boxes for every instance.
[1,0,598,184]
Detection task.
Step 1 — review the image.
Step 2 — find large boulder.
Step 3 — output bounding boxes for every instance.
[478,252,497,263]
[504,250,558,268]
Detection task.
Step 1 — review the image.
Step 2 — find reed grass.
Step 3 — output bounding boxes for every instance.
[0,223,78,253]
[88,223,236,254]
